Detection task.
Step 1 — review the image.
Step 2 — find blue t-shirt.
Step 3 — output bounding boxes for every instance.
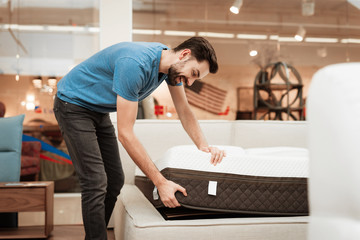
[57,42,171,113]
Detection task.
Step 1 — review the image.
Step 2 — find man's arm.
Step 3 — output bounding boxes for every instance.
[168,85,226,165]
[116,95,187,207]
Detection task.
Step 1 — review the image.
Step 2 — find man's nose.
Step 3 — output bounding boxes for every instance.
[187,78,196,86]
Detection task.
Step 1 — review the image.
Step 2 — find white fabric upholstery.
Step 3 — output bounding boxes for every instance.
[232,121,307,148]
[307,63,360,240]
[115,185,308,240]
[113,120,309,240]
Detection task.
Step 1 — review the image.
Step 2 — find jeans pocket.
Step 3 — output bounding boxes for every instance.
[53,96,68,115]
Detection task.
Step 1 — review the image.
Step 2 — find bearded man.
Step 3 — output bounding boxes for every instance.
[54,37,226,240]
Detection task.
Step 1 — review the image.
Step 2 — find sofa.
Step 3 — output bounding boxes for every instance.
[112,119,309,240]
[20,141,41,181]
[0,114,24,182]
[0,114,25,227]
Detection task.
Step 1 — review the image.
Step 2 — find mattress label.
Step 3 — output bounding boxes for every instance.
[208,181,217,196]
[153,186,159,200]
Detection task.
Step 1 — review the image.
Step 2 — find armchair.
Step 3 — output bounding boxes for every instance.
[0,114,25,227]
[0,114,25,182]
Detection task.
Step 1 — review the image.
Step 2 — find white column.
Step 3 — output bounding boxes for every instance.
[99,0,132,50]
[99,0,132,122]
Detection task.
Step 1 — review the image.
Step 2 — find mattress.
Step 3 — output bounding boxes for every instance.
[135,145,309,216]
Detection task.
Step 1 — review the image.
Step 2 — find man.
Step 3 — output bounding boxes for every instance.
[53,37,226,240]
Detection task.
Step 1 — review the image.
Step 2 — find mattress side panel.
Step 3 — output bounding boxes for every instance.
[135,168,308,216]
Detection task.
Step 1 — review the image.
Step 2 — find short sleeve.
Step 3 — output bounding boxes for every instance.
[113,58,145,102]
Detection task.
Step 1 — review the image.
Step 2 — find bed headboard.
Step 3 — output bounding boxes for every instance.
[113,119,308,184]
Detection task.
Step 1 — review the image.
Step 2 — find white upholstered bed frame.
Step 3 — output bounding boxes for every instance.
[112,120,309,240]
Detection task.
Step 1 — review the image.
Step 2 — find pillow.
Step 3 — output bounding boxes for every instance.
[0,114,25,152]
[0,114,25,182]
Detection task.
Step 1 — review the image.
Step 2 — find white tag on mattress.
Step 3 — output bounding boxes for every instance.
[208,181,217,196]
[153,186,159,200]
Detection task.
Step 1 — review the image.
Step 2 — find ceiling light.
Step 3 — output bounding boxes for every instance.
[294,26,306,41]
[249,50,258,57]
[26,94,35,102]
[341,38,360,44]
[87,27,100,33]
[198,32,234,38]
[302,0,315,16]
[32,76,42,89]
[270,35,300,42]
[1,24,100,33]
[48,77,57,88]
[46,26,85,32]
[26,102,35,111]
[18,25,44,31]
[164,31,196,37]
[230,0,243,14]
[305,37,338,43]
[132,29,162,35]
[237,34,267,40]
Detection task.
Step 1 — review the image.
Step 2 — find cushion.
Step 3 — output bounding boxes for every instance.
[0,115,25,152]
[0,114,25,182]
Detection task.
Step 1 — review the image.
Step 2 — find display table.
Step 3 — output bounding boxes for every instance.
[0,181,54,239]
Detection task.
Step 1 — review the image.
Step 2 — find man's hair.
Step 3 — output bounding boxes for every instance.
[173,37,218,74]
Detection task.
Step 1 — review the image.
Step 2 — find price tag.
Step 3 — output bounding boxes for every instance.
[208,181,217,196]
[153,186,159,200]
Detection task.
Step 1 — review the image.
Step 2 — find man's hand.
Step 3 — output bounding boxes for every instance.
[200,146,226,166]
[157,180,187,208]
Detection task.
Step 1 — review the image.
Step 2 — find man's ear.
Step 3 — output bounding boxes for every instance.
[179,49,191,60]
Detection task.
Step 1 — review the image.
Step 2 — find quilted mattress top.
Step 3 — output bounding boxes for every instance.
[135,145,309,178]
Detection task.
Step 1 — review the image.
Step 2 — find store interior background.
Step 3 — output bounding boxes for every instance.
[1,0,360,124]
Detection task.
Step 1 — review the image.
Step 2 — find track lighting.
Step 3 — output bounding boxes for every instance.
[302,0,315,16]
[230,0,243,14]
[294,26,306,41]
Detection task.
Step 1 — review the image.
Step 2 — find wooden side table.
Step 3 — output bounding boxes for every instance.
[0,181,54,239]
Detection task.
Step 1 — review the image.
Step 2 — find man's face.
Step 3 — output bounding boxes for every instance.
[167,58,210,86]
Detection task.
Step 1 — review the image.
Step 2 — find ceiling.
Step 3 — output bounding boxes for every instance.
[0,0,359,38]
[133,0,360,38]
[0,0,359,68]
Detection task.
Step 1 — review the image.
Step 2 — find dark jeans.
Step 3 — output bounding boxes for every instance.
[53,96,124,240]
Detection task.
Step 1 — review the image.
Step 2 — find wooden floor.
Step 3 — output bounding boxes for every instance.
[46,225,115,240]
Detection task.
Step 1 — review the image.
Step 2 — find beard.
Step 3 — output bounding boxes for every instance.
[167,61,188,86]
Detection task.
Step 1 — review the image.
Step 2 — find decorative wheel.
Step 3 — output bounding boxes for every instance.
[253,62,304,120]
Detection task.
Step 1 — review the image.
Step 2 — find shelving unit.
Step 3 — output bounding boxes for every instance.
[253,62,304,120]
